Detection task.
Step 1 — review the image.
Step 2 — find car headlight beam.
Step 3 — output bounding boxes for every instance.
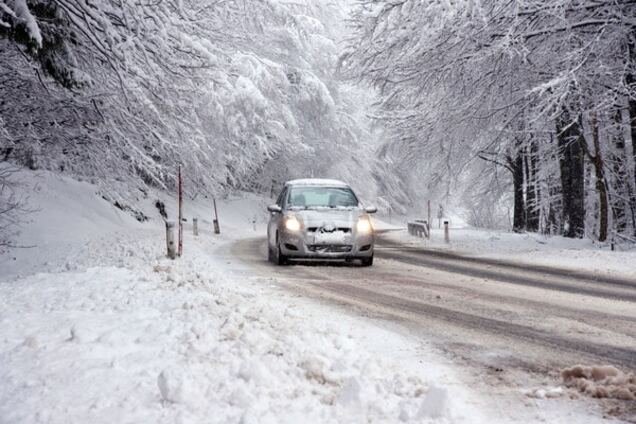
[357,217,372,233]
[285,215,301,232]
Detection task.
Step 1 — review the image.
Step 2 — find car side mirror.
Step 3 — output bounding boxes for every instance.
[365,206,378,214]
[267,204,282,213]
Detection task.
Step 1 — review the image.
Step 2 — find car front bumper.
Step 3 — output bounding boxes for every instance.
[279,229,374,259]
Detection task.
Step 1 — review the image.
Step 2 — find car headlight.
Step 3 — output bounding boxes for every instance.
[356,217,372,233]
[284,215,301,232]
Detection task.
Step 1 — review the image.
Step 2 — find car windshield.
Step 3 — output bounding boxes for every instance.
[287,186,358,210]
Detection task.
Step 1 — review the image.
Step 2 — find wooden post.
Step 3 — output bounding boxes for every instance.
[178,165,183,257]
[165,220,176,259]
[444,220,449,243]
[213,198,220,234]
[193,218,198,236]
[427,200,431,236]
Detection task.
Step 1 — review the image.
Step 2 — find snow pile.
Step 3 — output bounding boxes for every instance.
[523,387,564,399]
[0,234,461,423]
[561,365,636,401]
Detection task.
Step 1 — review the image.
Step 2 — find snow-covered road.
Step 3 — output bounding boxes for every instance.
[232,234,636,420]
[1,169,633,423]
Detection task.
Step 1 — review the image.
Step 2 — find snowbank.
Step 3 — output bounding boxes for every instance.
[562,365,636,401]
[0,169,144,279]
[382,225,636,279]
[0,243,474,423]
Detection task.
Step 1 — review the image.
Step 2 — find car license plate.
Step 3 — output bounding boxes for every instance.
[313,231,349,245]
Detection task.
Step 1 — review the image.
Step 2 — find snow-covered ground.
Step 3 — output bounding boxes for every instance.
[380,214,636,280]
[0,169,622,423]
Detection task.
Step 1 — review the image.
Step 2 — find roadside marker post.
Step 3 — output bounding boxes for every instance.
[193,218,198,236]
[165,220,176,259]
[213,198,220,234]
[427,200,431,238]
[444,220,450,243]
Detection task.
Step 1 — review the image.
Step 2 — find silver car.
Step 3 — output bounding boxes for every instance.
[267,179,377,266]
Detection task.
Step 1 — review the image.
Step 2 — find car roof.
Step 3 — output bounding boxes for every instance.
[285,178,350,188]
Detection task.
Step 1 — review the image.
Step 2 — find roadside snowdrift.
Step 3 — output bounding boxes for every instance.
[382,224,636,279]
[0,170,144,279]
[0,245,466,423]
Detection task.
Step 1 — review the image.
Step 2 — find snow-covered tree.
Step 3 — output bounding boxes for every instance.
[1,0,382,212]
[345,0,636,240]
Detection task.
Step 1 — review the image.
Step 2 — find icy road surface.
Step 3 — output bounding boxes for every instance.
[233,232,636,418]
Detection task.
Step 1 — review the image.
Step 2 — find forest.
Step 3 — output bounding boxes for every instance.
[2,0,636,244]
[343,0,636,242]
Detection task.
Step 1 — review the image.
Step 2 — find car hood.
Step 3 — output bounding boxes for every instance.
[291,208,363,229]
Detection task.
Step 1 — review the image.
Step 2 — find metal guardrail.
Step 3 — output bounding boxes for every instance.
[407,220,429,238]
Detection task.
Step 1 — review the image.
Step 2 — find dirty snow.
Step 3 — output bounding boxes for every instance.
[562,365,636,401]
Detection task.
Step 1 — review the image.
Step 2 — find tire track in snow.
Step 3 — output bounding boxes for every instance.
[304,281,636,370]
[232,237,636,374]
[375,238,636,303]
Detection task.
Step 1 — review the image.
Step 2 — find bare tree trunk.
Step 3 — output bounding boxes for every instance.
[610,108,629,233]
[588,112,608,241]
[556,108,586,238]
[509,149,526,233]
[547,177,561,235]
[525,139,540,232]
[545,134,561,235]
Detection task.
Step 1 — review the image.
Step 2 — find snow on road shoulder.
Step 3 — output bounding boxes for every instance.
[0,168,145,280]
[0,228,482,424]
[381,225,636,279]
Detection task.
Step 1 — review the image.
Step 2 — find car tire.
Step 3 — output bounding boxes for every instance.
[275,233,288,266]
[276,245,289,265]
[360,255,373,267]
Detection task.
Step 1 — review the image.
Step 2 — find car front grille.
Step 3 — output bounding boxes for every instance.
[307,244,352,253]
[307,227,351,233]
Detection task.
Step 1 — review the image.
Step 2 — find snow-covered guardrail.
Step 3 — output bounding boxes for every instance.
[407,220,429,238]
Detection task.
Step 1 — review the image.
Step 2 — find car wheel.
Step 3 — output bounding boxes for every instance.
[275,233,288,266]
[360,255,373,267]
